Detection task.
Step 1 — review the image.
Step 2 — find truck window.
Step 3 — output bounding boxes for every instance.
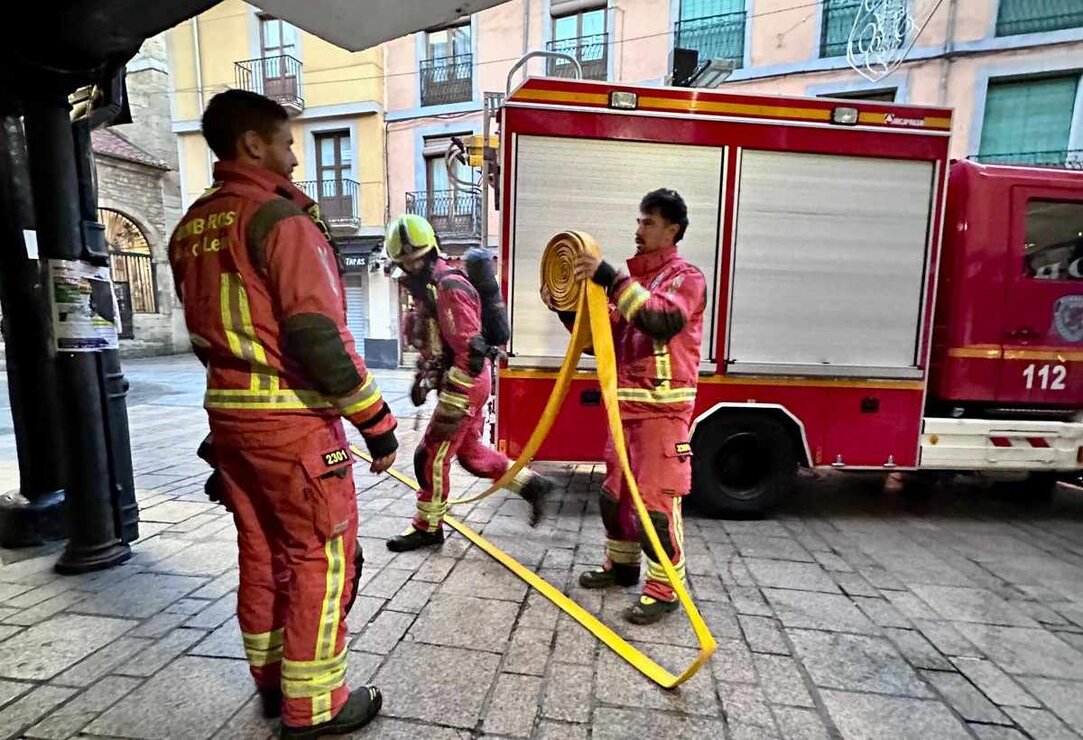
[1025,200,1083,281]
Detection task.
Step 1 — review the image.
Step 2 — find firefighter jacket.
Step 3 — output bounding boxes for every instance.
[169,161,397,456]
[564,246,706,421]
[403,258,491,428]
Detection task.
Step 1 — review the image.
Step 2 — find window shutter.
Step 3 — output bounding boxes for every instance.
[980,75,1078,162]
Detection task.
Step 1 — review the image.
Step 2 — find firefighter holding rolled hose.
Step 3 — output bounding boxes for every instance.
[542,189,707,625]
[384,214,555,552]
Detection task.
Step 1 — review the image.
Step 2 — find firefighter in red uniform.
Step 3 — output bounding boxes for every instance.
[383,214,555,552]
[169,90,394,738]
[546,189,706,624]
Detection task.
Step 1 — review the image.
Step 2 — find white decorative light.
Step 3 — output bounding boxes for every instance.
[847,0,919,83]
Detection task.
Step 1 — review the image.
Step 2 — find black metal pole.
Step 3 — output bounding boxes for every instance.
[0,113,68,547]
[24,96,130,573]
[71,118,139,545]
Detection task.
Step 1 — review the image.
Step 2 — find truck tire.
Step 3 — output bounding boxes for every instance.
[690,412,798,518]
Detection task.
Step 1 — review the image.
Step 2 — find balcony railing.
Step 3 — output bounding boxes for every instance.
[546,33,608,80]
[674,11,746,69]
[296,179,361,228]
[235,55,304,113]
[996,0,1083,37]
[972,150,1083,170]
[420,53,474,107]
[405,189,482,243]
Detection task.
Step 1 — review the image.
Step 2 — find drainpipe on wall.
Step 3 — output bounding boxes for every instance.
[191,17,213,185]
[937,0,958,107]
[522,0,531,79]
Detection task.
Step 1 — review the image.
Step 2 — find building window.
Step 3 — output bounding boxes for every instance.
[405,134,482,245]
[820,0,912,58]
[420,23,473,106]
[101,208,157,317]
[674,0,746,70]
[977,74,1080,166]
[258,15,300,102]
[546,4,608,80]
[314,131,357,223]
[1024,200,1083,281]
[818,88,898,102]
[996,0,1083,37]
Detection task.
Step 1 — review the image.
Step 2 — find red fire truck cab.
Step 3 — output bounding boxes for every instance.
[491,77,1083,516]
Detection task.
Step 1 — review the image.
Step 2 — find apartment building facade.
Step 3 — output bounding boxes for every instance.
[166,0,400,366]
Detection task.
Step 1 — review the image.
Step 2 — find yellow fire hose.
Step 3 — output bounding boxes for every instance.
[354,230,716,688]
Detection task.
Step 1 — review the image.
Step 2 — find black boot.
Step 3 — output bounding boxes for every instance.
[519,474,554,527]
[386,527,445,552]
[578,563,640,589]
[279,686,382,739]
[259,688,282,719]
[625,595,679,625]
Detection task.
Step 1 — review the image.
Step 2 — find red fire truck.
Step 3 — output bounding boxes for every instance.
[488,76,1083,516]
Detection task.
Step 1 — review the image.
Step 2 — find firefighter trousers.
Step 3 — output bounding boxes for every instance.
[412,400,528,532]
[600,416,692,602]
[217,419,359,729]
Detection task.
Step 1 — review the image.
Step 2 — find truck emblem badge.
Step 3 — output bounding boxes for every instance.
[1054,295,1083,343]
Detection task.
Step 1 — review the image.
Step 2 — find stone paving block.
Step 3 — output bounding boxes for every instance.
[788,629,932,697]
[856,565,907,591]
[739,614,790,655]
[542,548,574,570]
[913,619,982,658]
[164,598,206,616]
[0,680,31,710]
[503,626,553,677]
[882,627,953,671]
[763,589,878,635]
[482,673,542,737]
[711,637,757,685]
[811,551,853,573]
[719,558,756,588]
[361,567,414,600]
[209,693,276,739]
[852,596,911,629]
[820,689,970,740]
[516,591,561,632]
[50,635,153,687]
[909,585,1039,627]
[0,582,33,603]
[718,681,777,728]
[949,657,1038,708]
[4,579,76,609]
[553,614,598,665]
[732,535,815,563]
[72,572,207,620]
[0,685,77,740]
[592,707,728,740]
[729,722,783,740]
[87,655,254,739]
[120,627,209,676]
[25,675,142,739]
[1004,706,1078,740]
[0,625,19,644]
[2,590,87,626]
[440,559,529,603]
[410,593,516,653]
[147,538,237,577]
[771,706,830,740]
[953,623,1083,679]
[189,569,240,600]
[689,575,729,603]
[183,592,237,629]
[534,720,590,740]
[727,585,774,617]
[0,614,135,681]
[386,579,438,614]
[139,499,216,523]
[753,653,815,708]
[969,725,1030,740]
[829,572,879,598]
[542,662,593,723]
[746,559,839,594]
[374,642,500,728]
[880,590,940,621]
[352,610,416,654]
[596,641,718,717]
[920,669,1011,725]
[1020,676,1083,734]
[345,595,385,635]
[129,536,196,569]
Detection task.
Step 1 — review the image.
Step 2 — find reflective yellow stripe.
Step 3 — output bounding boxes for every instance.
[647,558,686,585]
[654,339,672,391]
[606,538,642,565]
[242,628,284,667]
[220,273,278,393]
[438,390,470,412]
[303,535,346,724]
[334,374,384,416]
[417,499,448,529]
[204,388,332,410]
[615,386,697,404]
[418,442,452,532]
[447,366,475,391]
[616,281,650,321]
[281,649,348,700]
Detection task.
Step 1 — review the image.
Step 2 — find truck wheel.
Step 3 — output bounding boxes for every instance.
[691,412,798,518]
[994,472,1060,504]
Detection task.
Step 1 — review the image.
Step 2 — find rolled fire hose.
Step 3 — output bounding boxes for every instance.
[354,230,716,688]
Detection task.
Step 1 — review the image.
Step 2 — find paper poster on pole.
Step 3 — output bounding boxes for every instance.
[47,259,120,352]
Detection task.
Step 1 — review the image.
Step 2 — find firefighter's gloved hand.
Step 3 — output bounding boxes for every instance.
[410,378,428,407]
[196,433,215,468]
[205,469,225,505]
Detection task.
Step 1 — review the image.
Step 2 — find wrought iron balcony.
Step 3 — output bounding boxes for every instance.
[546,33,608,80]
[674,11,746,70]
[972,150,1083,170]
[296,179,361,229]
[420,54,474,107]
[235,55,304,114]
[405,189,482,243]
[997,0,1083,36]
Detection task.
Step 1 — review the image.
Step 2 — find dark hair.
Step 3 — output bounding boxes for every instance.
[640,188,689,243]
[201,89,289,160]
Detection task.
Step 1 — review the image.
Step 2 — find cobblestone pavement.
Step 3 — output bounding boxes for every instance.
[0,354,1081,738]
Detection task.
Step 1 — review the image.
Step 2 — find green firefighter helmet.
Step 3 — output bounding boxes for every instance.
[385,213,437,264]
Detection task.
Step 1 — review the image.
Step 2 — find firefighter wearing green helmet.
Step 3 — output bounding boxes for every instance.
[384,213,554,551]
